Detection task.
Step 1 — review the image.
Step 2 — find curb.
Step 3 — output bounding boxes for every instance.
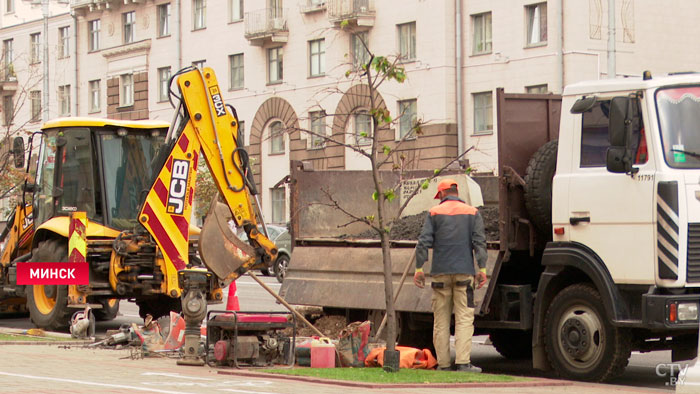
[217,369,573,389]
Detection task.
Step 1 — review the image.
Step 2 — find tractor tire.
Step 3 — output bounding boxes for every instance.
[544,284,631,382]
[273,254,290,283]
[137,296,182,320]
[26,239,72,331]
[94,298,120,321]
[489,329,533,359]
[524,139,558,233]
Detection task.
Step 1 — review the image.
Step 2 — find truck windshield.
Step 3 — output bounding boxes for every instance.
[656,86,700,168]
[100,131,165,230]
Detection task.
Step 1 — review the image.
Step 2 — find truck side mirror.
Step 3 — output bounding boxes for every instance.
[606,96,640,175]
[12,136,24,169]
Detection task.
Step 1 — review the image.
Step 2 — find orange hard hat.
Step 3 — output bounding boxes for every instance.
[434,178,458,199]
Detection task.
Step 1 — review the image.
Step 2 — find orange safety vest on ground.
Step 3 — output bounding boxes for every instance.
[364,346,437,369]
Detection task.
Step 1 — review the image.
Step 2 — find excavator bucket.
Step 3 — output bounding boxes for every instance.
[199,199,255,286]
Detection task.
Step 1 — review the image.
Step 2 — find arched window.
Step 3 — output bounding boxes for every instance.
[354,110,372,145]
[269,120,284,154]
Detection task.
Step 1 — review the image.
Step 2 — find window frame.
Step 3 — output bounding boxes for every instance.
[473,91,493,135]
[229,0,243,22]
[30,90,41,122]
[309,39,325,77]
[193,0,207,30]
[119,74,134,107]
[309,110,326,149]
[88,19,100,52]
[58,27,70,59]
[268,47,283,84]
[270,186,285,224]
[269,120,285,155]
[123,11,135,44]
[3,95,12,126]
[2,38,12,79]
[58,84,70,116]
[526,84,549,94]
[30,33,41,64]
[525,2,548,47]
[472,12,492,55]
[229,53,244,90]
[354,109,373,146]
[88,80,100,113]
[398,99,417,140]
[5,0,13,14]
[397,22,416,61]
[158,3,171,37]
[351,32,369,70]
[158,67,171,102]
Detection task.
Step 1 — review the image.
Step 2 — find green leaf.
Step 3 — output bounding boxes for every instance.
[345,70,351,78]
[360,132,368,137]
[384,189,396,202]
[433,169,441,175]
[372,191,379,201]
[465,167,474,175]
[421,179,430,190]
[383,145,391,155]
[340,19,349,28]
[365,215,375,223]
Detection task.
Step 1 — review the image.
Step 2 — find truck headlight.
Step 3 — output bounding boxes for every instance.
[678,302,699,321]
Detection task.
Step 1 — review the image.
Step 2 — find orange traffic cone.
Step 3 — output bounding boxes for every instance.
[226,282,240,311]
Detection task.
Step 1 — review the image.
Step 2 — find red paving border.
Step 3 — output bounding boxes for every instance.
[217,369,573,389]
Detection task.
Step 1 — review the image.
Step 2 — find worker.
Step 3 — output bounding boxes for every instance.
[413,178,488,372]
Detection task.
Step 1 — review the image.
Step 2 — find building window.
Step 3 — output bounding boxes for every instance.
[58,27,70,58]
[473,91,493,135]
[351,33,369,70]
[5,0,12,14]
[472,12,492,55]
[88,19,100,52]
[268,47,283,84]
[270,187,285,224]
[158,3,171,37]
[158,67,171,102]
[398,99,417,139]
[30,33,41,64]
[120,74,134,107]
[89,80,100,112]
[229,0,243,22]
[123,11,135,44]
[193,0,206,30]
[310,111,326,148]
[354,110,372,145]
[309,39,325,77]
[58,85,70,116]
[2,95,12,126]
[526,3,547,46]
[526,84,549,94]
[269,120,284,154]
[2,39,12,79]
[229,54,244,90]
[30,90,41,122]
[398,22,416,61]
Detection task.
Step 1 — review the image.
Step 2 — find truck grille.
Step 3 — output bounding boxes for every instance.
[688,223,700,282]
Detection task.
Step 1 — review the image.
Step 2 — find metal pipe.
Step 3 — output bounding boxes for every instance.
[42,0,48,121]
[176,0,182,69]
[558,0,564,92]
[455,0,464,154]
[73,11,79,115]
[607,0,616,78]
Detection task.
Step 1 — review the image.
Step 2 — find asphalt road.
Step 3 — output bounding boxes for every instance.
[0,274,682,391]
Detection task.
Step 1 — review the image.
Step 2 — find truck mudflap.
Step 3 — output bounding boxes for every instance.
[279,240,498,313]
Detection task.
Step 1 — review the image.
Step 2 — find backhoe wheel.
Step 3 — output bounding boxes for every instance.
[94,298,120,321]
[544,284,630,382]
[274,254,290,283]
[26,239,72,331]
[524,139,558,233]
[137,296,182,320]
[489,329,533,359]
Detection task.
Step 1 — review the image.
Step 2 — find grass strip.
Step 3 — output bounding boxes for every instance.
[260,367,526,384]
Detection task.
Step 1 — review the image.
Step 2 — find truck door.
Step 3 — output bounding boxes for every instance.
[565,99,655,284]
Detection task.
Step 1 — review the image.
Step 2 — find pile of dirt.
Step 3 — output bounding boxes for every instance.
[480,206,499,242]
[284,314,348,339]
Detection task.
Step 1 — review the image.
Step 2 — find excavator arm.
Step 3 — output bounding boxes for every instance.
[138,66,277,288]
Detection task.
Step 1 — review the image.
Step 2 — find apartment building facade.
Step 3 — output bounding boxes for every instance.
[2,0,700,224]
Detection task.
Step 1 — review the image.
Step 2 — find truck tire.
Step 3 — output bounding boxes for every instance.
[544,284,630,382]
[524,139,558,233]
[137,296,182,320]
[93,298,120,321]
[489,329,533,359]
[26,239,72,330]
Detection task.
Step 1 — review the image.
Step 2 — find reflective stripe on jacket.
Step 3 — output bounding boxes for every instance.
[415,196,487,275]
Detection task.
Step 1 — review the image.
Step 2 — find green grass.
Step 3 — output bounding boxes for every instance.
[0,333,78,342]
[260,367,526,384]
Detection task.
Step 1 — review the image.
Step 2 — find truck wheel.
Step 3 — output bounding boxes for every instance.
[544,284,630,382]
[94,298,120,321]
[274,254,290,283]
[137,296,182,320]
[489,329,533,359]
[26,239,72,330]
[524,139,558,233]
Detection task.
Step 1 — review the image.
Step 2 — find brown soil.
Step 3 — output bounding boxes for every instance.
[284,314,348,339]
[480,206,499,242]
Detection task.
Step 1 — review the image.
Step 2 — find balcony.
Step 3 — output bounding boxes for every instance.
[327,0,375,27]
[244,8,289,47]
[72,0,143,13]
[301,0,326,14]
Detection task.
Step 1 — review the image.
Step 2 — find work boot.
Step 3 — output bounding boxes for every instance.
[454,363,482,373]
[438,365,453,371]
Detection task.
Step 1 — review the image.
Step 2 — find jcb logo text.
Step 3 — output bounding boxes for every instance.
[167,159,190,215]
